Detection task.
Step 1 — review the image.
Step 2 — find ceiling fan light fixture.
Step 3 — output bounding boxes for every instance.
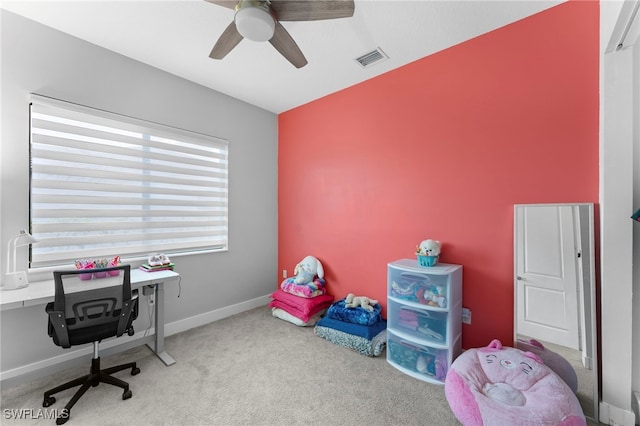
[235,6,275,42]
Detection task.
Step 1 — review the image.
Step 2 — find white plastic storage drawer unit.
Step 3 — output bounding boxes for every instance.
[386,259,462,384]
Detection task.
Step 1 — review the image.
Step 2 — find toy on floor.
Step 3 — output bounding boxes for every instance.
[515,338,578,393]
[293,255,324,285]
[445,339,585,426]
[344,293,379,312]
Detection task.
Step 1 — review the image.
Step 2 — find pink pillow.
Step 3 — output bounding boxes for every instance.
[269,290,334,322]
[268,300,332,323]
[445,340,585,426]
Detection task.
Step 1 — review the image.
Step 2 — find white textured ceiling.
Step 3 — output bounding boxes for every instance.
[1,0,564,113]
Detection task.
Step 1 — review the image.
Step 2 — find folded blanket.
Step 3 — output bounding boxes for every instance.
[316,316,386,340]
[269,299,333,323]
[280,277,326,298]
[271,307,325,327]
[314,326,387,357]
[327,298,382,326]
[270,289,333,311]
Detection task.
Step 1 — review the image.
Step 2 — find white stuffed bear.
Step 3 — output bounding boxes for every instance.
[293,255,324,285]
[417,239,441,256]
[344,293,379,312]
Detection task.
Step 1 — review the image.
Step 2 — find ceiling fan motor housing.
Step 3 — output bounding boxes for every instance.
[208,0,355,68]
[235,1,276,42]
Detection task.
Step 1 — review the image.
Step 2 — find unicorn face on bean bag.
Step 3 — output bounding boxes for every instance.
[445,339,585,426]
[293,255,324,285]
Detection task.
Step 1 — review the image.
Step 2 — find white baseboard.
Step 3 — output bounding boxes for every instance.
[164,294,270,337]
[0,334,157,389]
[600,401,636,426]
[582,354,593,370]
[0,295,271,388]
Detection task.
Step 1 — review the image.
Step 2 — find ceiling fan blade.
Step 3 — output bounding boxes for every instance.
[209,21,244,59]
[269,22,308,68]
[270,0,354,21]
[204,0,238,10]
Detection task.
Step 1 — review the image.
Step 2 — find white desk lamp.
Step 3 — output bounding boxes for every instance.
[3,230,39,290]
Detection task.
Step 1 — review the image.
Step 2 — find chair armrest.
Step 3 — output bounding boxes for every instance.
[46,302,70,348]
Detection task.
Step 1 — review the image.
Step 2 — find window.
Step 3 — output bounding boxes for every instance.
[29,94,228,269]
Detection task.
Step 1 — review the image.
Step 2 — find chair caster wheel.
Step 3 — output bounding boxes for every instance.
[43,396,56,407]
[131,367,140,375]
[56,409,69,425]
[123,390,132,400]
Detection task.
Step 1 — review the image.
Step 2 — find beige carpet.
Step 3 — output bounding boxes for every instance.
[1,307,456,425]
[1,307,602,425]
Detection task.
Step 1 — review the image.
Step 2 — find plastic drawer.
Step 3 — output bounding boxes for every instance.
[387,331,449,382]
[388,267,449,308]
[387,300,448,345]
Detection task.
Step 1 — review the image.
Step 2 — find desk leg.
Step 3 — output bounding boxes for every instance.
[148,282,176,366]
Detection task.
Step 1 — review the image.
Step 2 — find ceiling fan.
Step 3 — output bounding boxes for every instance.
[206,0,355,68]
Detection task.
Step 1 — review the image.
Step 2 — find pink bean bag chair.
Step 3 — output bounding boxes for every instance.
[444,340,585,426]
[515,338,578,393]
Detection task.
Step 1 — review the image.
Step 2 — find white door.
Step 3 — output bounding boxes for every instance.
[515,204,580,350]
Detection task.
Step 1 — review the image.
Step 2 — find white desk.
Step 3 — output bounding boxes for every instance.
[0,269,179,366]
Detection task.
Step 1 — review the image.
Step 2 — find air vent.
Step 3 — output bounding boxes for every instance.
[354,47,388,68]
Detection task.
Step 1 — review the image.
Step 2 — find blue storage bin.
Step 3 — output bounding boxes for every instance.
[417,254,438,267]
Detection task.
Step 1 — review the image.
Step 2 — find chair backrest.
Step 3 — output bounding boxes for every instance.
[47,265,137,348]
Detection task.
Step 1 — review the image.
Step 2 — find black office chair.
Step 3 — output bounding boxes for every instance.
[42,265,140,425]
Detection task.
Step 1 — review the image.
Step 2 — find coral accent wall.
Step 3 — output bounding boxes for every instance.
[278,1,599,348]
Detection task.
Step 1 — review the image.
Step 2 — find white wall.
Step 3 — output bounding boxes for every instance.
[600,1,640,425]
[0,10,278,382]
[634,34,640,425]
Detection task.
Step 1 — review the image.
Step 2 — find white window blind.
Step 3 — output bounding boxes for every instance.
[29,94,228,269]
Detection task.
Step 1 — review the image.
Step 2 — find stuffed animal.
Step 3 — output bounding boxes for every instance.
[445,339,586,426]
[417,239,441,256]
[344,293,379,312]
[515,338,578,393]
[293,255,324,285]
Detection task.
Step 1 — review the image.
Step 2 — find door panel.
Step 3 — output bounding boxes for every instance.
[515,205,580,350]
